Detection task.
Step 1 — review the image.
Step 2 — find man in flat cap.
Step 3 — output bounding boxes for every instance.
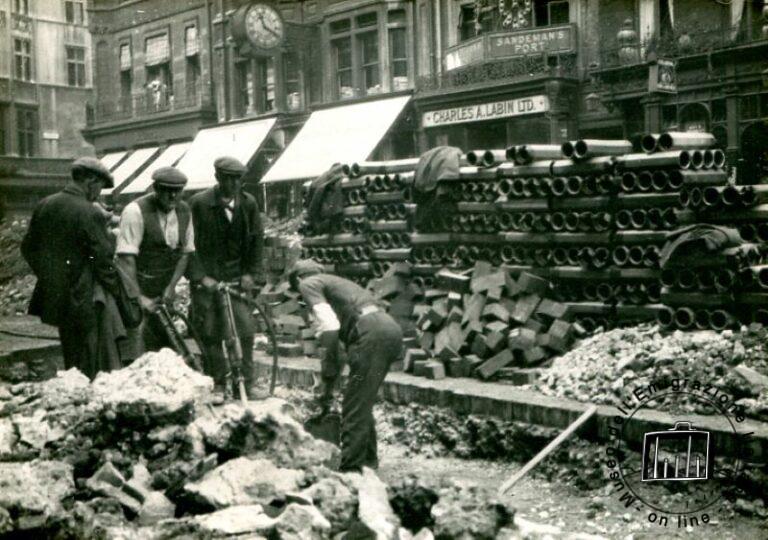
[22,157,121,378]
[288,260,403,472]
[188,156,264,397]
[116,166,194,353]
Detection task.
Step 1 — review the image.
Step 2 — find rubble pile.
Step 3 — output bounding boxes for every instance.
[532,323,768,419]
[0,219,33,316]
[0,348,438,538]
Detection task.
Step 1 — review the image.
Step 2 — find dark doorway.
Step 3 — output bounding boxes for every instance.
[740,122,768,185]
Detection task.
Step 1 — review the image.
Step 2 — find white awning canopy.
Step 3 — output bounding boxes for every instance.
[100,150,128,171]
[176,118,277,191]
[120,142,191,195]
[102,147,160,194]
[261,95,411,184]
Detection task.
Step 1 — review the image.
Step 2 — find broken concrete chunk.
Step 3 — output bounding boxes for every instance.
[351,468,401,540]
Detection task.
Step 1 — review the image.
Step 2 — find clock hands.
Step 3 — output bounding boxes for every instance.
[256,11,281,39]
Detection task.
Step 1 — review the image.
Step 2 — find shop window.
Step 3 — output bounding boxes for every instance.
[359,30,380,94]
[661,105,677,130]
[145,34,171,109]
[12,0,28,15]
[284,53,302,111]
[459,4,478,41]
[65,1,83,24]
[66,46,86,87]
[534,0,569,27]
[741,95,759,120]
[17,108,37,157]
[235,61,254,116]
[712,99,726,123]
[257,58,275,112]
[14,38,32,81]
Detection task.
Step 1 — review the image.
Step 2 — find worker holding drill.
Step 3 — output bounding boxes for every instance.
[188,156,264,398]
[288,260,403,472]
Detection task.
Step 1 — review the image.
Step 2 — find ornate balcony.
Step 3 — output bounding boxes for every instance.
[89,83,215,125]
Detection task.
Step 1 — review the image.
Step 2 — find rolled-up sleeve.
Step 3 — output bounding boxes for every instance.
[115,202,144,255]
[182,218,195,254]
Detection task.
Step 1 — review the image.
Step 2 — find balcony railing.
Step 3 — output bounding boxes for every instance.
[90,83,214,124]
[597,24,768,70]
[416,53,577,93]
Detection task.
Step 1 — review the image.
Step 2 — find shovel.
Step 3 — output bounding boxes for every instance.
[304,411,341,446]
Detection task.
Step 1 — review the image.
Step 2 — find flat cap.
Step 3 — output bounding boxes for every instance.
[152,166,188,188]
[214,156,246,175]
[289,259,325,279]
[72,157,114,188]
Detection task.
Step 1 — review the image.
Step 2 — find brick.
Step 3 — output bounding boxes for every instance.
[389,360,404,372]
[516,272,550,296]
[444,291,460,308]
[482,303,510,322]
[413,305,430,319]
[446,357,465,377]
[521,346,548,366]
[508,327,538,350]
[544,320,574,353]
[476,349,514,380]
[471,260,493,279]
[438,346,460,362]
[434,327,451,355]
[414,360,446,380]
[461,320,483,345]
[300,328,317,340]
[486,287,503,302]
[425,304,448,327]
[425,289,449,300]
[373,275,406,299]
[402,336,420,350]
[523,318,546,333]
[510,294,541,324]
[485,330,507,353]
[504,272,521,298]
[734,365,768,389]
[435,269,470,294]
[447,321,464,351]
[535,299,571,321]
[495,367,543,385]
[471,334,490,358]
[485,320,509,334]
[447,306,463,324]
[462,354,484,377]
[470,271,506,294]
[462,293,486,326]
[403,348,429,372]
[412,360,432,376]
[419,331,434,351]
[302,340,318,356]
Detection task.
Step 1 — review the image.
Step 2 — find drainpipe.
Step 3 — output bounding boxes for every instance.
[205,0,215,109]
[434,0,442,78]
[219,0,231,121]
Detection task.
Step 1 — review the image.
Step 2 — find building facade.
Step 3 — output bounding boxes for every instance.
[0,0,97,216]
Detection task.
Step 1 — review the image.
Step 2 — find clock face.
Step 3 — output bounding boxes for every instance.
[245,4,285,50]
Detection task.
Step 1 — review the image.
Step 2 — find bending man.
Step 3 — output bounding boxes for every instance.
[288,260,403,472]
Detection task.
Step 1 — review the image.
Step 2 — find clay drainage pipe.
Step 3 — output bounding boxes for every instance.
[656,306,675,329]
[709,310,735,331]
[674,307,696,330]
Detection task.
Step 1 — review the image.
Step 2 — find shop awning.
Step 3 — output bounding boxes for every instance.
[99,150,128,171]
[120,142,192,195]
[261,95,411,184]
[176,118,277,191]
[102,147,160,194]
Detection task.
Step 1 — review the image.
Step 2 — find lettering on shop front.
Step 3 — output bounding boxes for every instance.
[422,95,550,128]
[489,26,574,58]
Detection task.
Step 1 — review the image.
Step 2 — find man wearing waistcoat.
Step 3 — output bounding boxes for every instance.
[116,167,194,353]
[188,156,264,396]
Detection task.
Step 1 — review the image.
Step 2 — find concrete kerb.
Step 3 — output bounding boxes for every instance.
[252,352,768,460]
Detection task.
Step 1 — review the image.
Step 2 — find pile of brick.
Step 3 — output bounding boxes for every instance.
[257,281,315,358]
[368,261,581,382]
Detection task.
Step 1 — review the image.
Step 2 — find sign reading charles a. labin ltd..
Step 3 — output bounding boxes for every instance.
[422,95,550,128]
[488,24,575,58]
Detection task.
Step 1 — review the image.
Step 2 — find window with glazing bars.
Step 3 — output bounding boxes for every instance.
[14,38,31,81]
[67,46,86,87]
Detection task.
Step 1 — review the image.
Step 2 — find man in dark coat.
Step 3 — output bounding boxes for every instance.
[288,260,403,472]
[21,157,120,377]
[189,156,264,397]
[116,167,194,353]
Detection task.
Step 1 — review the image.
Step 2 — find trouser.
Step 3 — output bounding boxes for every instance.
[201,335,255,391]
[58,318,99,379]
[339,311,403,472]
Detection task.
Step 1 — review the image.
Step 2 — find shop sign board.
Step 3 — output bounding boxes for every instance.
[422,95,550,128]
[487,25,575,59]
[443,24,576,72]
[649,59,677,93]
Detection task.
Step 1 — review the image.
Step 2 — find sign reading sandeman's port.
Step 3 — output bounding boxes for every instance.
[422,95,550,128]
